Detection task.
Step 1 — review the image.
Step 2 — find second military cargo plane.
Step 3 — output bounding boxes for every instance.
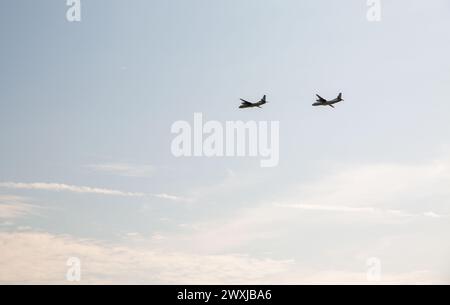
[313,93,344,108]
[239,95,268,109]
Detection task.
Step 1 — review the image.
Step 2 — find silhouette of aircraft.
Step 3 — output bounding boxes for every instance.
[239,95,267,109]
[313,93,343,108]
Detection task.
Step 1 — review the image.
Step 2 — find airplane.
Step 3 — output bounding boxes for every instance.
[239,95,268,109]
[313,93,344,108]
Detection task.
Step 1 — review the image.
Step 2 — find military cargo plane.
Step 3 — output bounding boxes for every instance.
[313,93,343,108]
[239,95,268,109]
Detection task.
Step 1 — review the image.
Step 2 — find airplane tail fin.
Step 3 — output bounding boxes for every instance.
[337,93,343,100]
[262,95,267,103]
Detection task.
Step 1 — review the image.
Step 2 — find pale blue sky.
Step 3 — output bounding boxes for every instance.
[0,0,449,284]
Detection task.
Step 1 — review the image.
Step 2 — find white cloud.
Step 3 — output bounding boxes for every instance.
[275,203,377,213]
[0,182,145,197]
[272,158,450,217]
[171,158,450,252]
[0,195,37,219]
[154,193,192,202]
[86,163,154,178]
[0,182,189,202]
[424,211,444,218]
[0,231,446,284]
[151,233,165,241]
[0,231,293,284]
[150,157,450,283]
[274,203,428,218]
[0,221,14,227]
[1,158,449,284]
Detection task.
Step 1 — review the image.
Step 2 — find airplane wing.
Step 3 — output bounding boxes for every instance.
[316,94,326,102]
[240,99,252,105]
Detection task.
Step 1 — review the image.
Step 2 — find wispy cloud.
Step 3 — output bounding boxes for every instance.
[0,195,37,219]
[275,203,377,213]
[423,211,445,218]
[273,203,425,218]
[86,163,154,178]
[154,193,192,202]
[0,182,145,197]
[0,182,191,202]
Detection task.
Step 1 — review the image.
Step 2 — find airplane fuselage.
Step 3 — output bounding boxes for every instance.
[239,101,266,109]
[313,100,341,106]
[239,95,267,109]
[312,98,343,107]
